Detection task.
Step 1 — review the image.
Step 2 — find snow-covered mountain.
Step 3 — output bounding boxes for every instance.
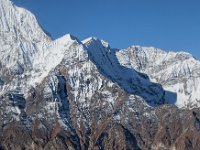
[0,0,79,95]
[116,46,200,108]
[1,0,200,149]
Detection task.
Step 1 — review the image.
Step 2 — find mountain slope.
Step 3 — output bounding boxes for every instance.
[1,0,200,149]
[83,37,168,106]
[116,46,200,108]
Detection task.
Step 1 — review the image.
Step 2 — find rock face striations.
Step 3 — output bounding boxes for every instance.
[0,0,200,149]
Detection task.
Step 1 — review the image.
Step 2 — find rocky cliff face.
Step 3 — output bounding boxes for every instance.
[1,0,200,149]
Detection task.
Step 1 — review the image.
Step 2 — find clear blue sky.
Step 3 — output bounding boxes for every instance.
[12,0,200,59]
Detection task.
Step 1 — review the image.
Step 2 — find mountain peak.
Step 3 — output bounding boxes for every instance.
[82,37,100,45]
[56,34,81,45]
[64,34,81,43]
[82,37,110,49]
[0,0,50,42]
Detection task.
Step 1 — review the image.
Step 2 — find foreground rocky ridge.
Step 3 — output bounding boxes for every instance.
[1,104,200,150]
[1,0,200,149]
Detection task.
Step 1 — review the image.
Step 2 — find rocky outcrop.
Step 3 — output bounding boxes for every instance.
[1,103,200,150]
